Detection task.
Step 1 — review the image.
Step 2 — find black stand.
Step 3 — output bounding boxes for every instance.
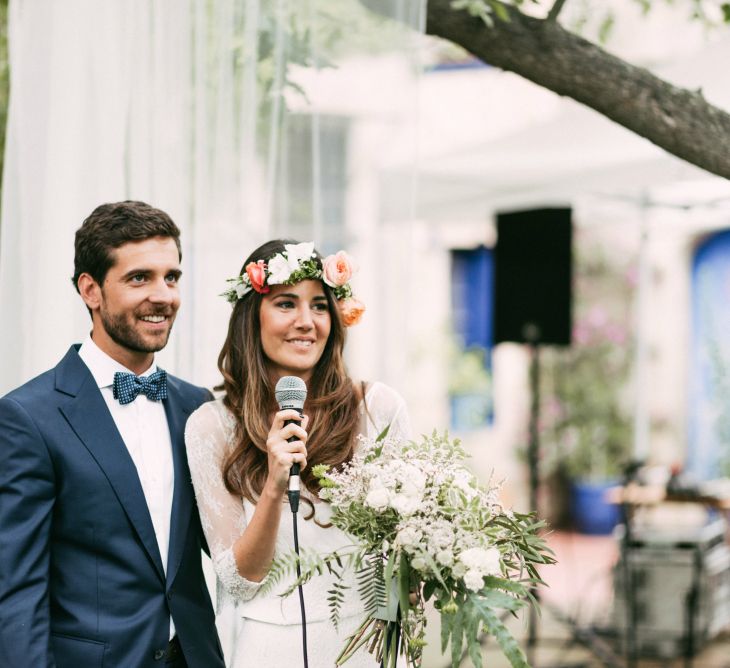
[524,333,624,668]
[618,463,644,668]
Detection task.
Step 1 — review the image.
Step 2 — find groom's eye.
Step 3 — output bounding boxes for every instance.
[130,273,147,283]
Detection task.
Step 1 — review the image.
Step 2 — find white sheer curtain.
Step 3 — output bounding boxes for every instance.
[0,0,425,393]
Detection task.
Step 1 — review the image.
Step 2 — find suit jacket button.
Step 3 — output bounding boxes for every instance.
[154,649,165,660]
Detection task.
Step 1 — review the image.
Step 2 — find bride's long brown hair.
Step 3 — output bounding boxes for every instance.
[218,240,360,504]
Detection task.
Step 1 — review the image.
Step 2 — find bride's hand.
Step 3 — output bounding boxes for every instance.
[264,409,309,495]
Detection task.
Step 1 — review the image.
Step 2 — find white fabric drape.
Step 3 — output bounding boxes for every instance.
[0,0,425,393]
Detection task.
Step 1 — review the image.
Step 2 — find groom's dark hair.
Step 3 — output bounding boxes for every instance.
[71,200,182,293]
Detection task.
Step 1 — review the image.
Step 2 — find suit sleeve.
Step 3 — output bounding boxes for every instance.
[0,397,56,668]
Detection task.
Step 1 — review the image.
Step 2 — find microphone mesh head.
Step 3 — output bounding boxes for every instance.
[274,376,307,411]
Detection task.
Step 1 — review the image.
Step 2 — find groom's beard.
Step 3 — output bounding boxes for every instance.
[99,305,176,354]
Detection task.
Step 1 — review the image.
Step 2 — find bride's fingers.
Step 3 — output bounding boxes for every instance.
[271,409,304,429]
[280,422,307,443]
[290,452,307,470]
[268,439,307,466]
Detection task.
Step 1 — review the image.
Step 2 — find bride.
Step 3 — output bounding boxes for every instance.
[185,240,411,666]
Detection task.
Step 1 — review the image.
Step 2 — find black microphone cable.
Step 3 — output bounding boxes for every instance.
[284,422,308,668]
[275,376,309,668]
[291,489,309,668]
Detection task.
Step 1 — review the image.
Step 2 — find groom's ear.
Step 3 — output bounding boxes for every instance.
[77,273,102,312]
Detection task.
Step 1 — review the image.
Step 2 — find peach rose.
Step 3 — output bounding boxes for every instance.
[339,297,366,327]
[245,260,269,294]
[322,251,356,288]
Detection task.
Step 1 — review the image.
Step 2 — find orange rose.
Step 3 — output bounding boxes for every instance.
[322,251,356,288]
[339,297,365,327]
[245,260,269,294]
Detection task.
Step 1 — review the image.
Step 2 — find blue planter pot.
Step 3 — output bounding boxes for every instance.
[569,479,620,535]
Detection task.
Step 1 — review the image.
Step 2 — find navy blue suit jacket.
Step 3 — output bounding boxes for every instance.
[0,346,225,667]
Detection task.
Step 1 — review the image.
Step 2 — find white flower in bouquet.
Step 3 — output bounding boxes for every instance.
[458,546,502,577]
[436,549,454,567]
[263,431,554,668]
[390,493,420,516]
[394,525,422,551]
[463,569,486,592]
[364,485,390,511]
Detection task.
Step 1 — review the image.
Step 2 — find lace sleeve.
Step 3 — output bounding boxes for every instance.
[185,401,263,602]
[363,382,413,442]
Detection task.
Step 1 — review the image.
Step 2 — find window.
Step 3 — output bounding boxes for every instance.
[449,247,494,429]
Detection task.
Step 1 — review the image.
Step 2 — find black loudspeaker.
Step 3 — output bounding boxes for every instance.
[494,208,572,346]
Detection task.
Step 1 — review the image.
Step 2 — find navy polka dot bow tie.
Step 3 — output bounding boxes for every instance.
[112,369,168,405]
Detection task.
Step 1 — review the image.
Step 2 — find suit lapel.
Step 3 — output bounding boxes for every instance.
[57,347,166,583]
[163,380,195,588]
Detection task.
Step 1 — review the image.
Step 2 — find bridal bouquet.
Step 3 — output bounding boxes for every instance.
[266,431,554,667]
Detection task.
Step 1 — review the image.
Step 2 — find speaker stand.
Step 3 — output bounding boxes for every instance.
[524,334,624,668]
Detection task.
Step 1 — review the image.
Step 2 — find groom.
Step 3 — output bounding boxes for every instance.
[0,201,225,667]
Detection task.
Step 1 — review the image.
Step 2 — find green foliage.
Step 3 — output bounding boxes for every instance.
[541,246,635,481]
[356,553,388,619]
[448,344,491,396]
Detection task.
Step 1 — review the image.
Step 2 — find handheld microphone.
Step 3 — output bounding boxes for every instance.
[274,375,307,513]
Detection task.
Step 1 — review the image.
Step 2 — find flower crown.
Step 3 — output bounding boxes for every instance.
[221,241,366,326]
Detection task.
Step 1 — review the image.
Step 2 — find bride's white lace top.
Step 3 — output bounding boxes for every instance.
[185,382,412,625]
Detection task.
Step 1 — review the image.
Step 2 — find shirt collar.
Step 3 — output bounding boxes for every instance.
[78,334,158,389]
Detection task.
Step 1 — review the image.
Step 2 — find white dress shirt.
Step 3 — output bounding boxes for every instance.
[78,335,176,637]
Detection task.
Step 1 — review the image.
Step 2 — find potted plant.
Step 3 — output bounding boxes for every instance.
[542,249,635,534]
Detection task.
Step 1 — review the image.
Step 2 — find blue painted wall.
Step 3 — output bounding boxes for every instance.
[689,230,730,479]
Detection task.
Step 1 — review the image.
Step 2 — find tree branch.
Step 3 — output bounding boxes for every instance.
[547,0,569,22]
[425,0,730,180]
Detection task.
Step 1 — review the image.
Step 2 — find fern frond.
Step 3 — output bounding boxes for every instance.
[356,553,387,617]
[327,577,350,629]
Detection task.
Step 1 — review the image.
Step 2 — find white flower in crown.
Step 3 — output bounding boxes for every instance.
[267,253,293,285]
[220,241,366,326]
[284,241,315,268]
